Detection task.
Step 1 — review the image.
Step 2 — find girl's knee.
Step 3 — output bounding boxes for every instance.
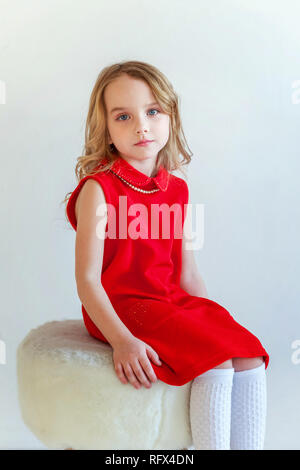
[213,359,233,369]
[232,356,264,371]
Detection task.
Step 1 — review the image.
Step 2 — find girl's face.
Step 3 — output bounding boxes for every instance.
[104,74,170,165]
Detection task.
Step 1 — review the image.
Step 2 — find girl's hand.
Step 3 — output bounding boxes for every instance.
[112,336,162,389]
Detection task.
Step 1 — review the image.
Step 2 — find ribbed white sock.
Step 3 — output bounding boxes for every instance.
[230,362,267,450]
[190,367,234,450]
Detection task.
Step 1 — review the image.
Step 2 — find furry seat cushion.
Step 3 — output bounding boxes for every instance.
[17,320,193,450]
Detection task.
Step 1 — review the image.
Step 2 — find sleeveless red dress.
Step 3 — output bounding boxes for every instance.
[66,156,269,386]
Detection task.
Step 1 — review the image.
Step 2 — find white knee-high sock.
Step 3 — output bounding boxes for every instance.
[230,362,267,450]
[190,367,234,450]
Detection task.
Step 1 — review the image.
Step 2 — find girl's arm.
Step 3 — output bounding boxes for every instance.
[74,179,134,347]
[74,180,162,390]
[179,218,209,299]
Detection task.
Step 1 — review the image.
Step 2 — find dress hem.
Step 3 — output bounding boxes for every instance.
[154,349,269,387]
[84,320,269,387]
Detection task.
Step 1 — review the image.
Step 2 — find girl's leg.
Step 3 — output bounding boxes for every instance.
[190,360,234,450]
[230,357,267,450]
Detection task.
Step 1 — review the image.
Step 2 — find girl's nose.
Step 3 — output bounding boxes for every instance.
[135,118,149,135]
[136,129,149,137]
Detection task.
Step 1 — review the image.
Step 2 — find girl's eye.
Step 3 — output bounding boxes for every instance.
[115,108,161,121]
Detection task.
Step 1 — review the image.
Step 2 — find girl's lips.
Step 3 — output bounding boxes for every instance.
[135,140,154,146]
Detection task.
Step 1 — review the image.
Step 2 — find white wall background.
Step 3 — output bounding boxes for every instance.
[1,0,299,449]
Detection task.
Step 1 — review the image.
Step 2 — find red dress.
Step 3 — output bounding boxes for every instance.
[66,156,269,386]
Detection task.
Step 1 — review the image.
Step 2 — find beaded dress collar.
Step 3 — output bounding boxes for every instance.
[99,156,169,192]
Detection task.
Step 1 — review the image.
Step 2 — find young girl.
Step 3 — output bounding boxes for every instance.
[64,60,269,450]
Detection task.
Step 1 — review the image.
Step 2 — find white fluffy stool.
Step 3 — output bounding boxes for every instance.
[17,320,194,450]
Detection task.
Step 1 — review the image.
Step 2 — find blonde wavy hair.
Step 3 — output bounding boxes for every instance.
[63,60,193,209]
